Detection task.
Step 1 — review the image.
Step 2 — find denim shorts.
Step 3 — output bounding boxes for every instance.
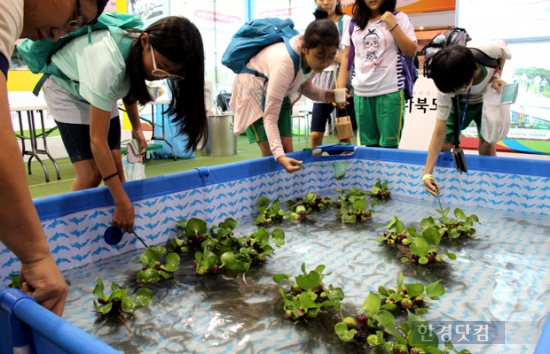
[55,118,121,163]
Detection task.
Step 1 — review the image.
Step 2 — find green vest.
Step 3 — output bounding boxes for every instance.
[17,12,143,95]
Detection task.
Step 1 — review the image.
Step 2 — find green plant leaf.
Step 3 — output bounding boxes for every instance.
[410,241,431,257]
[137,269,160,283]
[296,271,321,291]
[375,310,395,329]
[150,246,166,259]
[426,280,445,299]
[93,278,106,300]
[139,250,153,266]
[395,220,405,234]
[328,287,345,302]
[94,301,112,314]
[313,264,326,274]
[405,283,425,299]
[420,216,436,231]
[175,219,188,229]
[158,270,174,279]
[135,288,153,307]
[201,248,218,269]
[121,296,135,311]
[361,291,381,317]
[415,308,429,315]
[376,236,387,242]
[378,285,388,296]
[8,274,21,289]
[342,214,356,223]
[454,208,466,220]
[334,322,357,342]
[163,252,180,272]
[381,303,397,311]
[273,273,291,284]
[298,292,319,311]
[423,227,442,246]
[397,272,404,291]
[260,245,275,256]
[271,228,285,247]
[108,290,127,302]
[186,218,208,236]
[194,251,203,264]
[258,196,270,208]
[444,249,457,260]
[407,308,427,329]
[353,199,367,211]
[220,251,237,269]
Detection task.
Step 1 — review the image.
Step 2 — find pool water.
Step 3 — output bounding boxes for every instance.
[60,194,550,354]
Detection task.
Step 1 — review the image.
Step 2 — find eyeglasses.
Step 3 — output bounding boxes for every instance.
[150,46,184,81]
[59,0,85,38]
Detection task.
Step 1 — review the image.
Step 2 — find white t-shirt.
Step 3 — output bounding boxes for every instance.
[0,0,23,77]
[435,40,512,121]
[341,11,416,97]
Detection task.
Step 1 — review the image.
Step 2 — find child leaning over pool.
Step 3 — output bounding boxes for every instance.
[229,8,343,173]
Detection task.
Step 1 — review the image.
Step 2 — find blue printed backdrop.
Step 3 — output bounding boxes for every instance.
[2,149,550,283]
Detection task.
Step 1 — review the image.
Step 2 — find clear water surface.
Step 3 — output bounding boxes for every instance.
[61,194,550,354]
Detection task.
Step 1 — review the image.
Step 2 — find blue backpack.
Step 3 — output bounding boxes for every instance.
[347,12,418,101]
[222,18,300,108]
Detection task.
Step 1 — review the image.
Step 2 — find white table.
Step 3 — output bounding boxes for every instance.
[9,93,60,182]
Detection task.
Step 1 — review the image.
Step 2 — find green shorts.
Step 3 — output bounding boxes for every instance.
[246,97,292,143]
[444,101,484,143]
[353,91,405,147]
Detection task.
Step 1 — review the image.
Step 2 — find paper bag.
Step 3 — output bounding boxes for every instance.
[335,116,354,140]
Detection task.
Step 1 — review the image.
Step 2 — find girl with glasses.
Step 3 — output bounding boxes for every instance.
[19,15,206,234]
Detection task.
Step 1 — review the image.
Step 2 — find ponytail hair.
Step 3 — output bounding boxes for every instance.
[334,1,345,16]
[303,8,339,50]
[124,16,207,152]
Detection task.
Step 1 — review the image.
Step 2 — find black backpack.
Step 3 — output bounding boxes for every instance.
[420,27,472,78]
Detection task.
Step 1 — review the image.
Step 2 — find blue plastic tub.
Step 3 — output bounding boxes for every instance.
[1,147,549,353]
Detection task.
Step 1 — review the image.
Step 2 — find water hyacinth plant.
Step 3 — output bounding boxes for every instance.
[372,272,445,316]
[335,187,379,223]
[377,216,456,265]
[421,207,480,240]
[168,217,285,275]
[274,263,344,321]
[370,180,391,201]
[286,191,334,215]
[8,273,20,289]
[134,245,180,283]
[254,196,285,226]
[93,278,153,332]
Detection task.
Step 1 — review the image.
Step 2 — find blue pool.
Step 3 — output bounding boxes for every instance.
[1,147,550,354]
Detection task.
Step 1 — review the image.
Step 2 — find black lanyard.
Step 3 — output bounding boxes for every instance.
[452,88,471,147]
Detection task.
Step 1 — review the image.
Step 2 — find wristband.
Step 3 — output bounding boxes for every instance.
[422,174,434,182]
[103,172,119,183]
[390,23,399,32]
